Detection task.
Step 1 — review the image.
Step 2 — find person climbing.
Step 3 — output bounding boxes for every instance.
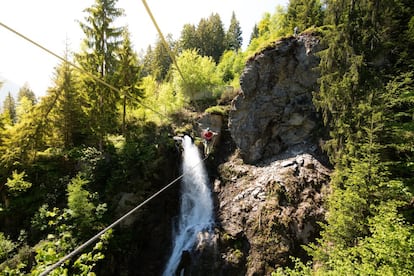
[201,127,217,156]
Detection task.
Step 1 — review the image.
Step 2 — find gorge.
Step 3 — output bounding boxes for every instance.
[159,32,331,275]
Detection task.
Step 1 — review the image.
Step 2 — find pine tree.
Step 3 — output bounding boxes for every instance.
[76,0,124,149]
[141,45,154,78]
[116,28,142,134]
[249,24,259,43]
[226,12,243,52]
[17,83,36,105]
[151,34,174,81]
[46,46,83,148]
[178,23,199,52]
[2,92,16,124]
[197,13,226,63]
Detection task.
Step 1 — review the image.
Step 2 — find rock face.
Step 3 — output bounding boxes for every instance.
[215,149,330,275]
[209,33,330,275]
[229,33,322,164]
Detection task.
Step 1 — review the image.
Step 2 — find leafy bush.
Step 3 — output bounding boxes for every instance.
[0,232,15,261]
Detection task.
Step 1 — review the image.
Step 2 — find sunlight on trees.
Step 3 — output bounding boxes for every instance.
[173,49,222,102]
[1,0,413,274]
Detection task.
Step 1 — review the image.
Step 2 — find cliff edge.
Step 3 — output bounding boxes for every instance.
[212,33,331,275]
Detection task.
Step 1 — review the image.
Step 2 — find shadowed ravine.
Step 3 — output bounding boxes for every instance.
[163,135,215,276]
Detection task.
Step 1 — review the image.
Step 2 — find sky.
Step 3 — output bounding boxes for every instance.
[0,0,288,102]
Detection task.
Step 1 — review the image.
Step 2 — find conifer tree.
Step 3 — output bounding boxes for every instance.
[226,12,243,52]
[116,28,142,134]
[141,45,154,78]
[178,23,199,53]
[17,83,36,105]
[249,24,259,43]
[76,0,124,149]
[46,46,83,148]
[151,34,174,81]
[2,92,16,124]
[197,13,226,63]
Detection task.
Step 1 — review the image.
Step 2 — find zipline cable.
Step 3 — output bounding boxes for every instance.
[39,154,209,276]
[0,21,168,120]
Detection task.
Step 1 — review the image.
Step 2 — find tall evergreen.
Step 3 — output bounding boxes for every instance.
[116,29,142,134]
[151,34,174,81]
[226,12,243,51]
[17,83,36,105]
[178,23,199,53]
[76,0,124,149]
[46,46,83,148]
[197,13,226,63]
[249,24,259,43]
[141,45,154,78]
[2,92,16,124]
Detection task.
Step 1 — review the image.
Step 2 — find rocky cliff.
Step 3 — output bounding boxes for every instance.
[209,33,331,275]
[229,33,322,164]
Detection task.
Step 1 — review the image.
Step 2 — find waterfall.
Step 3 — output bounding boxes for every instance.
[163,135,214,276]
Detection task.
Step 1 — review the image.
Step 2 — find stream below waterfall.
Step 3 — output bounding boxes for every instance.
[163,135,215,276]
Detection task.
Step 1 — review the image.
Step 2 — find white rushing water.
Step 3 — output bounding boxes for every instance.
[163,135,214,276]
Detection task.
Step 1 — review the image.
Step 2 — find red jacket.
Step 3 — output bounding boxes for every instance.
[202,130,214,141]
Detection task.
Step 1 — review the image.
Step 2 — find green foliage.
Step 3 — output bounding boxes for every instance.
[45,49,83,148]
[76,0,125,148]
[2,92,17,125]
[272,257,312,276]
[178,23,198,52]
[29,229,112,276]
[2,0,414,274]
[150,34,174,81]
[285,0,324,33]
[408,16,414,42]
[5,170,32,197]
[17,83,36,105]
[275,1,414,275]
[135,76,185,124]
[0,232,15,261]
[217,50,245,85]
[173,49,222,103]
[3,197,111,275]
[15,96,34,124]
[204,105,228,116]
[194,13,226,63]
[382,72,414,184]
[116,29,143,134]
[226,12,243,51]
[310,201,414,275]
[67,174,95,231]
[245,6,290,56]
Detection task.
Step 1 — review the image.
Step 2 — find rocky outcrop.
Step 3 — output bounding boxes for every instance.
[211,33,330,275]
[229,33,322,164]
[215,147,330,275]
